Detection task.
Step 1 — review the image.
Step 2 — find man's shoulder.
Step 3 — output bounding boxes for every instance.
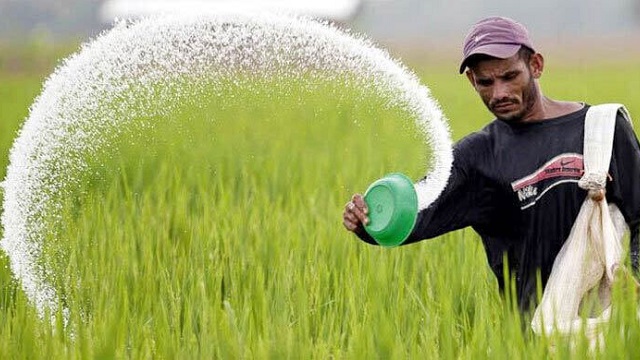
[588,103,634,135]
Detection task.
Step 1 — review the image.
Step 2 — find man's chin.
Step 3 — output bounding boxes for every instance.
[496,114,523,122]
[492,109,525,122]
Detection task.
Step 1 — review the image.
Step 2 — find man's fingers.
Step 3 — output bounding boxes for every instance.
[345,197,369,226]
[343,206,362,231]
[343,209,359,224]
[352,206,369,225]
[352,194,368,214]
[343,219,357,231]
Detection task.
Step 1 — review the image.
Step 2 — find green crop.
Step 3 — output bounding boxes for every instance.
[0,47,639,359]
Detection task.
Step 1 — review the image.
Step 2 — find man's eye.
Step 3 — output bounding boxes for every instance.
[477,80,492,86]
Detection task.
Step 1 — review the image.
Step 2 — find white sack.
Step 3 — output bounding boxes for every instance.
[531,104,634,341]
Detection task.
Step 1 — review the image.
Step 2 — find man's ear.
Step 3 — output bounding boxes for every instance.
[530,53,544,79]
[465,69,476,87]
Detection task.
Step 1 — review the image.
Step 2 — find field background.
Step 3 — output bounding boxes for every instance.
[0,39,639,359]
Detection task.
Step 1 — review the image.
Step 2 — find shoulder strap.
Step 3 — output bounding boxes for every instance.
[578,104,632,191]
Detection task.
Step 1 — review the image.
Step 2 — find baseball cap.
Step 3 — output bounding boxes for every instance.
[459,16,535,74]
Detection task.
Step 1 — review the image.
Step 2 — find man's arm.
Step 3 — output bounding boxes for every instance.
[607,112,640,273]
[401,158,481,244]
[343,141,489,245]
[631,225,639,275]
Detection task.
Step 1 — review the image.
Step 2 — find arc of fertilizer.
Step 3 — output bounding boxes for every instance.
[0,13,452,316]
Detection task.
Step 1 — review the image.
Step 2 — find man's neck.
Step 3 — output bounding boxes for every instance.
[522,97,584,123]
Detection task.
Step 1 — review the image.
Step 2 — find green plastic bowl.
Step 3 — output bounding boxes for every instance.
[363,173,418,247]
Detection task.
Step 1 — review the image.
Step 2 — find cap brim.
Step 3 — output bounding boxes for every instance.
[458,43,522,73]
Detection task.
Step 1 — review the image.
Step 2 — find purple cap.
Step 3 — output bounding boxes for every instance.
[459,16,535,74]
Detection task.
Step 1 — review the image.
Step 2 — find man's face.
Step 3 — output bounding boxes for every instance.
[466,54,540,122]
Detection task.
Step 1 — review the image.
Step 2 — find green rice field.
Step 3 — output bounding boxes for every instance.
[0,43,639,358]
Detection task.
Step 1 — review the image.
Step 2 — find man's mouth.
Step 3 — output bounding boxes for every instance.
[492,101,518,113]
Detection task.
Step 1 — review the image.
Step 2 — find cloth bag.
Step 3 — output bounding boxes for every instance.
[531,104,634,339]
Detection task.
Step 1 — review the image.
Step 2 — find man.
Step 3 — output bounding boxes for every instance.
[342,16,640,311]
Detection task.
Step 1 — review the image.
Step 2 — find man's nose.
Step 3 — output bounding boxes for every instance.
[492,81,510,101]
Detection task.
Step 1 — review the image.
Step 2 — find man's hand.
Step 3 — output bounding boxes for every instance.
[343,194,369,232]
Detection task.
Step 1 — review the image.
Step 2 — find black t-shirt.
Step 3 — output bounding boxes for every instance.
[356,105,640,310]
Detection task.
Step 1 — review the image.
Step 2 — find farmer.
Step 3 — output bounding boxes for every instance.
[342,16,640,311]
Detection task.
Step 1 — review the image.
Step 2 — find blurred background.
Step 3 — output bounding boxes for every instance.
[2,0,638,142]
[1,0,639,66]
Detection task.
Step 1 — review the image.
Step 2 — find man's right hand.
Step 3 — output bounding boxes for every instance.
[342,194,369,233]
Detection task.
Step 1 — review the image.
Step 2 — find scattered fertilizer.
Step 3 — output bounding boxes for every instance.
[0,13,452,316]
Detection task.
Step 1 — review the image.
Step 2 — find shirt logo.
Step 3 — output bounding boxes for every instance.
[511,153,584,210]
[517,185,538,202]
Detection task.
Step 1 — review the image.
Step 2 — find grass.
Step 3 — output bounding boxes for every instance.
[0,43,639,358]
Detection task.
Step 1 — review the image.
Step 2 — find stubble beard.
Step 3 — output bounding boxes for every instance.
[490,72,539,123]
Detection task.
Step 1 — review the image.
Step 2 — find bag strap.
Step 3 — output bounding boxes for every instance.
[578,104,632,191]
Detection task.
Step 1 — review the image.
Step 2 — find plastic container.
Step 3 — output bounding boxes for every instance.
[363,173,418,247]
